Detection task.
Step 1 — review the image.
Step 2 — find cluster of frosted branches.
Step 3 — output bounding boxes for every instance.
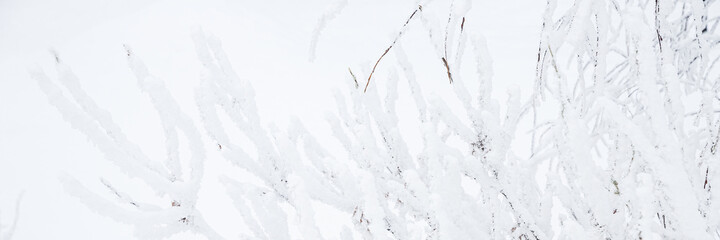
[530,0,720,238]
[31,0,720,239]
[191,1,546,237]
[31,50,222,239]
[193,32,330,239]
[194,22,542,238]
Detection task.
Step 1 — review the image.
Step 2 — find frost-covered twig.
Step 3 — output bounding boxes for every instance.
[0,192,23,240]
[32,49,222,239]
[309,0,348,62]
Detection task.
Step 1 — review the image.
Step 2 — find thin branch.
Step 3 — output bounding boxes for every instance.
[443,2,454,84]
[349,67,359,88]
[442,57,453,83]
[364,5,422,92]
[655,0,663,52]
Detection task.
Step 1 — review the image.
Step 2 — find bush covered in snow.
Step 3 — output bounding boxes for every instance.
[27,0,720,239]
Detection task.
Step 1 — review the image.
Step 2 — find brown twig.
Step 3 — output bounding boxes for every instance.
[349,67,359,88]
[441,5,455,84]
[364,5,422,92]
[442,57,453,83]
[704,167,709,189]
[655,0,663,52]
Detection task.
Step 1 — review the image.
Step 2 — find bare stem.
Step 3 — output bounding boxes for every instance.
[364,5,422,92]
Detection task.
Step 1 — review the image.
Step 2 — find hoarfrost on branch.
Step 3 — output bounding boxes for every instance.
[28,0,720,239]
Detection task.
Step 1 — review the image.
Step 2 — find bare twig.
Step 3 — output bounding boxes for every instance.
[349,67,359,88]
[655,0,663,52]
[442,3,454,84]
[442,57,453,83]
[704,167,709,189]
[364,5,422,92]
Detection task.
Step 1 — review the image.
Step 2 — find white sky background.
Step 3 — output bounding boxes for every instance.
[0,0,544,238]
